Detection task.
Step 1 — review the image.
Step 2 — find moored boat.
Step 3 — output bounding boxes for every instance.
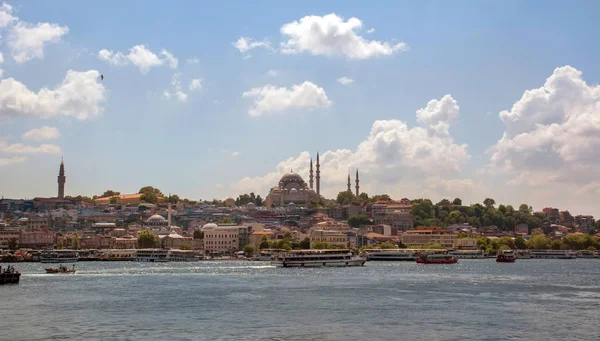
[530,250,577,259]
[0,265,20,284]
[362,249,418,261]
[496,250,516,263]
[272,249,366,267]
[449,250,486,259]
[45,264,76,274]
[416,253,458,264]
[167,250,201,262]
[134,249,169,262]
[40,249,79,263]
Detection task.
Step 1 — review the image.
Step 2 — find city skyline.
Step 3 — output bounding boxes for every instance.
[0,1,599,215]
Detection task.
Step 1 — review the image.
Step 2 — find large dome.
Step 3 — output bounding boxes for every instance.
[202,222,218,230]
[280,172,304,184]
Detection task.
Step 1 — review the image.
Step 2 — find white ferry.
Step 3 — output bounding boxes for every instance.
[362,249,417,261]
[40,250,79,263]
[256,249,285,261]
[100,249,135,261]
[134,249,169,262]
[515,250,531,259]
[530,250,577,259]
[167,250,201,262]
[448,250,485,259]
[271,249,367,268]
[577,250,597,259]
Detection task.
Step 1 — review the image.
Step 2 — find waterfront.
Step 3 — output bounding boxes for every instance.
[2,260,599,341]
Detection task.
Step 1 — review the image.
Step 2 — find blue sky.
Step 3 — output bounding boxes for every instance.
[1,1,599,214]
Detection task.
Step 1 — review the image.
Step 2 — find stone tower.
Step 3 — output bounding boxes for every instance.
[316,152,321,197]
[57,158,66,199]
[309,158,314,189]
[355,169,360,197]
[347,174,351,193]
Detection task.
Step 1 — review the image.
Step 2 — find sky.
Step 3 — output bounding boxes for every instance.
[0,1,599,215]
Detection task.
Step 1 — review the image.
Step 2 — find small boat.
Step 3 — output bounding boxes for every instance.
[45,265,76,274]
[416,253,458,264]
[0,265,21,285]
[496,250,516,263]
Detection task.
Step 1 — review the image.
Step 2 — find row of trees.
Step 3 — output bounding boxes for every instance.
[235,192,263,207]
[336,192,392,205]
[258,233,311,251]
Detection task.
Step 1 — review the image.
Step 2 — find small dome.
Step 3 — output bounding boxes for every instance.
[287,202,296,208]
[146,214,167,223]
[247,202,256,209]
[202,222,218,230]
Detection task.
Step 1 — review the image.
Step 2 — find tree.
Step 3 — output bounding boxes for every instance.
[56,237,64,250]
[378,242,397,249]
[169,194,180,204]
[371,194,391,202]
[243,245,255,255]
[70,234,79,249]
[299,237,310,249]
[255,195,263,206]
[483,198,496,209]
[452,198,462,206]
[139,186,164,204]
[100,190,120,198]
[519,204,532,214]
[180,244,192,250]
[138,230,158,248]
[8,238,17,251]
[358,192,370,203]
[313,241,332,249]
[283,230,293,241]
[193,230,202,239]
[515,236,527,249]
[336,191,355,205]
[259,235,270,249]
[109,197,119,204]
[218,217,234,224]
[348,214,371,228]
[446,210,464,225]
[437,199,451,206]
[526,234,551,250]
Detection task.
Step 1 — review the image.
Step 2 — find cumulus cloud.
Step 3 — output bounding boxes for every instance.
[0,141,61,154]
[232,95,470,198]
[367,28,375,34]
[187,58,200,64]
[0,52,3,78]
[0,2,17,28]
[242,81,332,117]
[8,22,69,63]
[98,45,178,74]
[163,73,187,102]
[232,37,271,53]
[22,126,60,141]
[189,78,202,91]
[0,69,106,120]
[280,13,408,59]
[487,66,600,189]
[337,77,354,85]
[0,156,26,166]
[267,69,278,77]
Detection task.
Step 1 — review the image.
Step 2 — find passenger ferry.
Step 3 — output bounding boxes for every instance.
[515,250,531,259]
[530,250,577,259]
[40,249,79,263]
[256,249,285,261]
[416,253,458,264]
[577,250,598,258]
[448,250,485,259]
[167,250,201,262]
[362,249,417,261]
[100,249,135,261]
[271,249,367,267]
[496,250,516,263]
[134,249,169,262]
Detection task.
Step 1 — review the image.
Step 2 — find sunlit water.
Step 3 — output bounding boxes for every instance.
[1,259,599,341]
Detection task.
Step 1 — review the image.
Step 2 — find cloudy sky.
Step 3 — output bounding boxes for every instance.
[0,1,599,214]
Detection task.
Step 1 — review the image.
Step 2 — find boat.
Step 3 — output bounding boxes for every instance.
[362,249,418,261]
[515,250,531,259]
[577,250,597,258]
[416,253,458,264]
[167,250,201,262]
[134,249,169,262]
[40,249,79,263]
[448,250,486,259]
[496,250,516,263]
[45,265,76,274]
[530,250,577,259]
[0,265,20,284]
[256,249,285,261]
[100,249,135,261]
[271,249,367,268]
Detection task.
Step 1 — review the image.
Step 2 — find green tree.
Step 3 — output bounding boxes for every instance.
[109,196,119,204]
[255,195,263,206]
[8,238,17,251]
[452,198,462,206]
[437,199,451,206]
[336,191,355,205]
[169,194,180,204]
[138,230,158,248]
[378,242,397,249]
[313,241,332,249]
[139,186,164,204]
[218,217,234,224]
[358,192,370,203]
[515,236,527,249]
[526,234,551,249]
[483,198,496,209]
[446,210,464,225]
[299,237,310,249]
[193,230,202,239]
[259,235,270,249]
[348,214,371,228]
[371,194,391,202]
[56,237,64,250]
[243,245,255,255]
[282,230,293,241]
[180,244,192,250]
[100,190,120,198]
[519,204,532,214]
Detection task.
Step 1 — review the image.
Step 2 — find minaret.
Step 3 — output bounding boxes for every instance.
[316,152,321,197]
[347,174,351,193]
[167,194,172,228]
[309,158,314,189]
[57,157,66,199]
[355,169,360,197]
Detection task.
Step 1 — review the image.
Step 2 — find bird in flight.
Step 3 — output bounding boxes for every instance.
[100,74,104,80]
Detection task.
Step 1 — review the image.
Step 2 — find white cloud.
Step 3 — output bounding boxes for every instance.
[232,95,470,199]
[232,37,271,53]
[487,65,600,191]
[242,81,332,117]
[280,13,408,59]
[0,156,26,166]
[267,69,278,77]
[187,58,200,64]
[97,45,178,74]
[8,22,69,63]
[0,2,17,28]
[0,52,3,78]
[0,69,106,120]
[367,28,375,34]
[189,78,202,91]
[22,126,60,141]
[231,151,240,157]
[337,77,354,85]
[0,141,61,154]
[163,73,188,102]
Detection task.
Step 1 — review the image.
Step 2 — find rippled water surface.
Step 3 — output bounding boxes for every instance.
[2,259,599,341]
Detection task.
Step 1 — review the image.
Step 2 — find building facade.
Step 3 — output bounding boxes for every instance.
[310,230,348,248]
[401,228,457,248]
[265,153,321,208]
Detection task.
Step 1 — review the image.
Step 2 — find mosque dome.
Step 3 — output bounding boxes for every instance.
[202,222,218,230]
[146,214,167,224]
[247,202,256,209]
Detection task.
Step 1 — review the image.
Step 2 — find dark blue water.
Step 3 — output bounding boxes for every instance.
[1,260,599,341]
